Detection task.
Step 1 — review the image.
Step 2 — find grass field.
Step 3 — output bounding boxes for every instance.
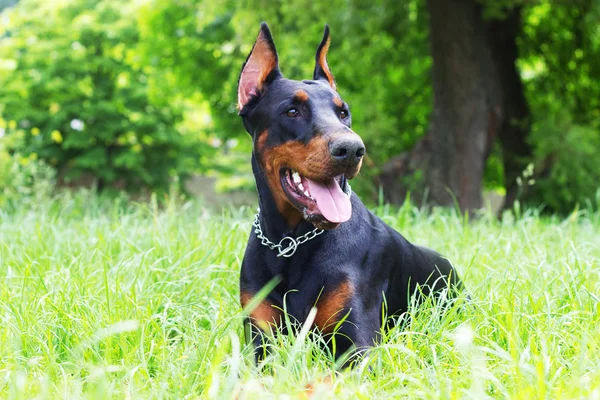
[1,191,599,399]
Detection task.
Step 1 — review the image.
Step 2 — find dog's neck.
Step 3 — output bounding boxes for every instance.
[251,155,316,240]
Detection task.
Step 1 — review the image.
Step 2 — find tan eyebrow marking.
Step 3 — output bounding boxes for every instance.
[295,90,309,102]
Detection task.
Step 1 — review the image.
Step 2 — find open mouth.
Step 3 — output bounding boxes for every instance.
[280,168,352,224]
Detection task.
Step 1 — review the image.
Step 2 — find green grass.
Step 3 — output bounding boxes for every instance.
[1,191,599,399]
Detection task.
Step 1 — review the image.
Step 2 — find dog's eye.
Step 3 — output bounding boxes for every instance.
[285,108,300,118]
[340,110,348,119]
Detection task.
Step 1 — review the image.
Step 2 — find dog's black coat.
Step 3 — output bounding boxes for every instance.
[238,23,463,365]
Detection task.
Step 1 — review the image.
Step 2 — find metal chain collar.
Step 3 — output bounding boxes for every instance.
[253,182,351,258]
[253,211,324,257]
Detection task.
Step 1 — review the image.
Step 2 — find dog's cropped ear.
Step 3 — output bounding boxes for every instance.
[238,23,281,113]
[313,25,336,91]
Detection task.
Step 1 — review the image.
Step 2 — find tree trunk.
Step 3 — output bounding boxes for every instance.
[380,0,531,213]
[424,0,504,211]
[488,9,533,212]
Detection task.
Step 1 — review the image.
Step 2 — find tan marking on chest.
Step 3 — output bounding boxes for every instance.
[314,280,353,333]
[240,291,281,332]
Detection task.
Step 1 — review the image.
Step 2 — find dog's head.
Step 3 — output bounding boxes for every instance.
[238,23,365,230]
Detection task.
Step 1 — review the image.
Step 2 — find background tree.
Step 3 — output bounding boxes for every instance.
[380,0,531,212]
[380,0,600,213]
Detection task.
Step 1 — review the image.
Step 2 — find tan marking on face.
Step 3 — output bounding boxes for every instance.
[260,136,333,227]
[314,280,353,333]
[260,132,362,227]
[295,90,309,102]
[240,291,281,332]
[255,129,269,160]
[333,97,343,108]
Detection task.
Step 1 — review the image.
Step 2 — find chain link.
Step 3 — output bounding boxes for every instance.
[252,181,351,258]
[253,211,324,257]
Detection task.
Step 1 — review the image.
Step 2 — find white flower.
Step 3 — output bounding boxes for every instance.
[221,42,235,55]
[0,128,5,138]
[210,138,222,148]
[71,41,85,51]
[70,119,84,131]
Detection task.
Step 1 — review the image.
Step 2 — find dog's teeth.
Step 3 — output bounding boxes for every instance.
[304,190,310,197]
[297,183,304,191]
[292,172,301,183]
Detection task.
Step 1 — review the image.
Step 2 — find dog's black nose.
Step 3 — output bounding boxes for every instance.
[329,137,365,165]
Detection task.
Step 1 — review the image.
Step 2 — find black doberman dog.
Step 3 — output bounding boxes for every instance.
[238,23,464,366]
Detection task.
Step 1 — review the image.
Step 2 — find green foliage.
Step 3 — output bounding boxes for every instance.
[133,0,251,187]
[0,0,198,191]
[518,1,600,212]
[524,112,600,213]
[135,0,241,139]
[0,137,55,209]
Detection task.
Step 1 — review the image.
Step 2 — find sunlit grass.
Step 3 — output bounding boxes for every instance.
[1,191,599,399]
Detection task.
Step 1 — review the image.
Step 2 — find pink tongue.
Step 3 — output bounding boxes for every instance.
[305,178,352,223]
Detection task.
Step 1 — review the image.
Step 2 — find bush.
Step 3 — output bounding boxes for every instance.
[522,112,600,214]
[0,0,199,192]
[0,139,56,210]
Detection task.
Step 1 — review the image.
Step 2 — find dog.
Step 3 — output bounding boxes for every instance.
[238,23,464,366]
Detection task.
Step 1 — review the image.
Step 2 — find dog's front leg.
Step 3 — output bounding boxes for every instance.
[240,291,283,364]
[317,305,381,369]
[243,317,278,364]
